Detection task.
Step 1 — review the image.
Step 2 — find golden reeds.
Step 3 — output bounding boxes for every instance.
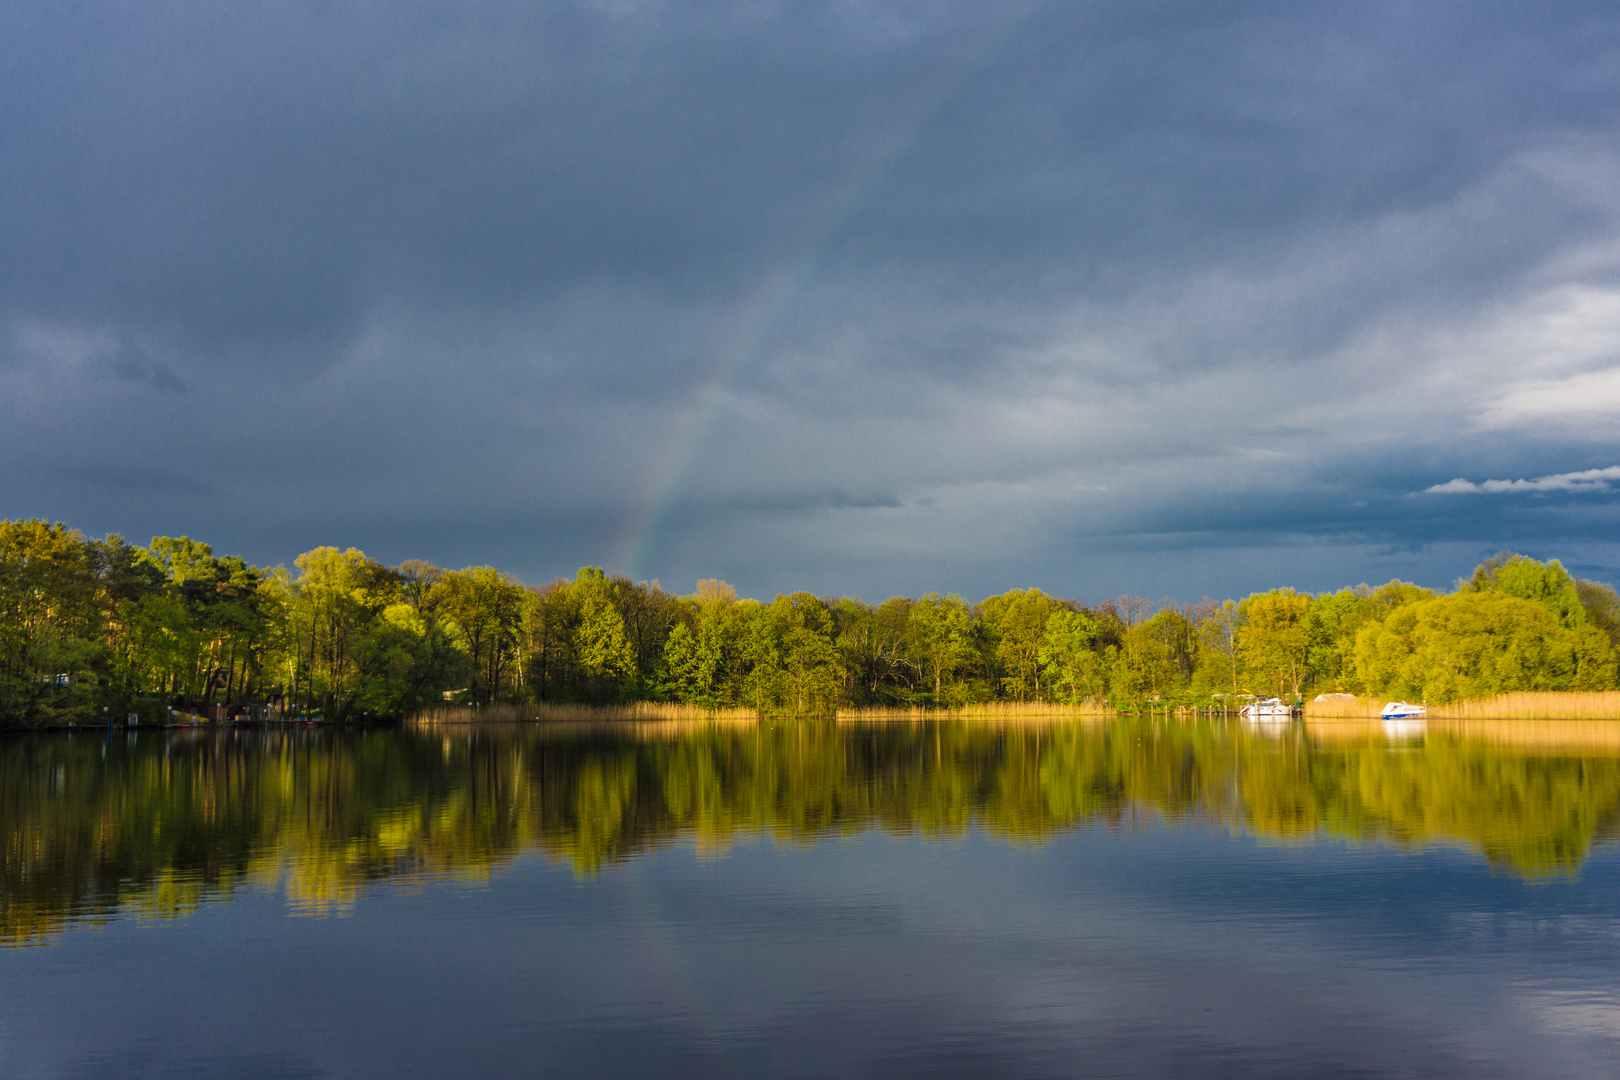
[834,703,1115,727]
[1306,691,1620,720]
[414,691,1620,727]
[1423,691,1620,720]
[407,701,757,726]
[1304,695,1385,718]
[409,699,1118,726]
[835,701,1111,721]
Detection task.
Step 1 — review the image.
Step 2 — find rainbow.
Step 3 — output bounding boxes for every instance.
[615,6,1047,582]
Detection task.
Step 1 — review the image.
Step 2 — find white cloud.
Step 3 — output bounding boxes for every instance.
[1422,465,1620,495]
[1477,366,1620,432]
[1455,281,1620,434]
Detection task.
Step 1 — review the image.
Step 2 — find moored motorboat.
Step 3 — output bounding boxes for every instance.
[1240,697,1292,722]
[1380,701,1426,719]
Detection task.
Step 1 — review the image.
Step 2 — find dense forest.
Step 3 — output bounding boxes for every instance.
[3,518,1620,726]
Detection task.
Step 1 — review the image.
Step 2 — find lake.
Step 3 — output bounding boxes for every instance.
[3,716,1619,1078]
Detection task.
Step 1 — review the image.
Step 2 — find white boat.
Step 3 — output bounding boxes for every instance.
[1240,697,1292,721]
[1380,701,1426,720]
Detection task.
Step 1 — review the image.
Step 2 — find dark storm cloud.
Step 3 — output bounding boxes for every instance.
[63,463,214,499]
[90,340,190,393]
[2,1,1619,599]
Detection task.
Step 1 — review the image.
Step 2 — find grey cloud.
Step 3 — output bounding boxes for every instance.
[3,1,1620,599]
[89,340,189,394]
[7,2,1607,345]
[673,489,906,520]
[60,463,214,499]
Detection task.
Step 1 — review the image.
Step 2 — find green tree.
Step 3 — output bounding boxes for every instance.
[1466,553,1586,628]
[981,589,1062,702]
[571,568,637,701]
[739,593,841,716]
[522,578,579,702]
[1149,606,1199,689]
[659,586,742,709]
[290,546,390,718]
[433,566,525,704]
[0,521,106,724]
[1239,589,1311,700]
[828,597,887,705]
[1040,609,1102,703]
[141,536,219,587]
[1197,599,1244,695]
[912,593,974,706]
[351,603,472,716]
[609,575,681,693]
[1577,579,1620,650]
[1110,622,1172,705]
[1354,591,1616,702]
[660,622,720,706]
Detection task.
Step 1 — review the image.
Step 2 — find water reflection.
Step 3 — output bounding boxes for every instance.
[1381,717,1428,741]
[6,716,1620,945]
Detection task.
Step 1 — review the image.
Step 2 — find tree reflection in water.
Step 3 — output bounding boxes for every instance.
[5,717,1619,945]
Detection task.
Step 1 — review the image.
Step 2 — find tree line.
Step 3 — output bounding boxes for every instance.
[4,517,1619,725]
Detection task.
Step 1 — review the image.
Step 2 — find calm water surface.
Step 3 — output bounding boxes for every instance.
[4,716,1620,1078]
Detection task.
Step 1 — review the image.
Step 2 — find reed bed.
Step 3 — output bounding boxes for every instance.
[412,692,1620,728]
[1304,696,1385,718]
[1424,691,1620,720]
[408,701,757,726]
[835,701,1113,723]
[1305,691,1620,720]
[410,699,1118,727]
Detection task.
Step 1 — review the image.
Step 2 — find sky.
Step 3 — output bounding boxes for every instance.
[3,1,1619,604]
